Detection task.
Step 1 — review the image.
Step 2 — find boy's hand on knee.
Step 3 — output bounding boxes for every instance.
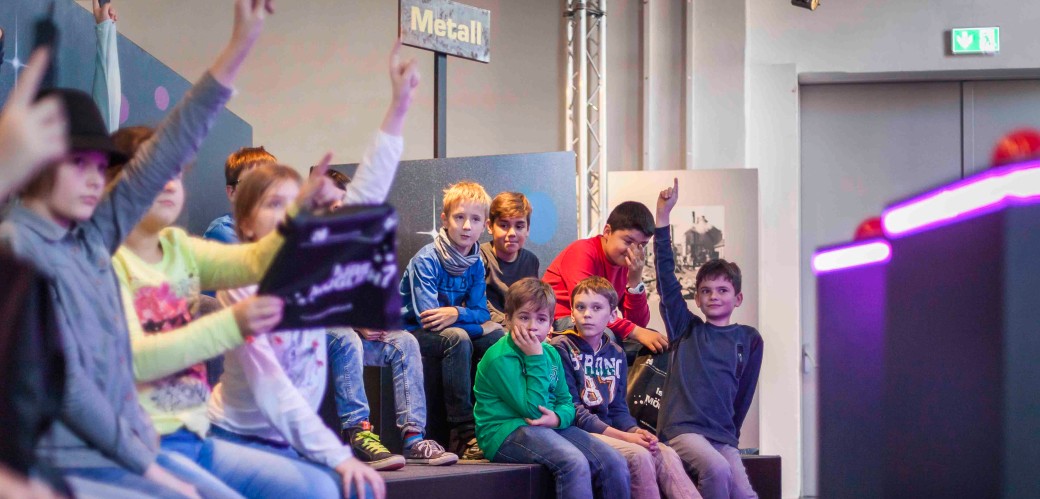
[335,457,386,499]
[511,322,543,356]
[656,177,679,228]
[524,405,560,428]
[630,326,669,354]
[419,307,459,330]
[632,428,659,453]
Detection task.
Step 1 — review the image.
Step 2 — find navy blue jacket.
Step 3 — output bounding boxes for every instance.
[654,227,763,447]
[551,330,638,434]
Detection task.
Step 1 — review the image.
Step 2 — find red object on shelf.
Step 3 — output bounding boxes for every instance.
[854,216,884,241]
[991,128,1040,167]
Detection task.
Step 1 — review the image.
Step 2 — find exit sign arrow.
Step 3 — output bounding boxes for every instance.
[951,27,1000,55]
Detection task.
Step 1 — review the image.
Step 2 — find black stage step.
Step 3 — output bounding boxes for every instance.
[380,462,552,499]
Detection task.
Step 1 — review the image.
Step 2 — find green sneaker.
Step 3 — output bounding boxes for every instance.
[342,421,406,471]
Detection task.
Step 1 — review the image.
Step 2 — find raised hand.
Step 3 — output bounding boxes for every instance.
[381,40,420,136]
[210,0,275,87]
[295,152,341,212]
[0,48,68,198]
[656,177,679,228]
[524,405,560,428]
[93,0,117,23]
[232,295,284,337]
[511,321,543,356]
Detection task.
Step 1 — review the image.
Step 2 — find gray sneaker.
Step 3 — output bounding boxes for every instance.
[405,439,459,466]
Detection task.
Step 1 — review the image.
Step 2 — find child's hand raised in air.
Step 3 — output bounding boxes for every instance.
[210,0,275,87]
[656,177,679,228]
[524,405,561,429]
[511,321,543,356]
[93,0,117,23]
[295,152,342,213]
[381,41,421,136]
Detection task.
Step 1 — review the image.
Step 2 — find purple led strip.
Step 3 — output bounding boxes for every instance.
[812,240,892,274]
[882,160,1040,238]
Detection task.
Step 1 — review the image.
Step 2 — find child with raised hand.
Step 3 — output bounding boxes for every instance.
[0,0,272,496]
[398,180,504,459]
[551,277,699,499]
[107,122,361,496]
[654,179,763,499]
[474,278,631,499]
[207,41,419,499]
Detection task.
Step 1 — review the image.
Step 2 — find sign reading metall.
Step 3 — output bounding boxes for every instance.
[400,0,490,63]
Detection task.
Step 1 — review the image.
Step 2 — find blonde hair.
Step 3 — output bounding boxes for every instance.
[442,180,491,218]
[233,163,301,241]
[489,191,532,224]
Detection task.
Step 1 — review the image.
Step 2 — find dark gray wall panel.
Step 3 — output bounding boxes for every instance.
[0,0,252,235]
[333,151,578,267]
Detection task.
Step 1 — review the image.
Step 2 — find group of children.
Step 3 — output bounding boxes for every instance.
[0,1,764,498]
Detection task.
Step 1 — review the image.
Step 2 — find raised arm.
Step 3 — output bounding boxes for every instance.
[91,0,120,133]
[94,0,271,253]
[654,178,702,342]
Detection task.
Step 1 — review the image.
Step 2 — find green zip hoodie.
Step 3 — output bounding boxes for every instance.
[473,334,577,461]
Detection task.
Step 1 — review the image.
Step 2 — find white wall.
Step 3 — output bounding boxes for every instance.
[79,0,564,172]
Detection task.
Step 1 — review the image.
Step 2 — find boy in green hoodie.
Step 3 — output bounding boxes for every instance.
[474,278,630,498]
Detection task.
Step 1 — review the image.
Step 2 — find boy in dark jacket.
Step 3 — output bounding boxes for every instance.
[653,179,763,499]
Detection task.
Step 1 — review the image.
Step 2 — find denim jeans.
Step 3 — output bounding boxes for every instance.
[327,329,426,435]
[163,428,353,499]
[410,326,505,424]
[208,426,372,499]
[64,449,240,499]
[494,425,631,499]
[667,433,757,499]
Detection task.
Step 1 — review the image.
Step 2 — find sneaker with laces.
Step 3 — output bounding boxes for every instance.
[448,424,487,461]
[404,439,459,466]
[342,422,406,471]
[459,437,486,461]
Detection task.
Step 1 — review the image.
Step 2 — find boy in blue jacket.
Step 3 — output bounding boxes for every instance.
[399,181,505,459]
[653,179,763,499]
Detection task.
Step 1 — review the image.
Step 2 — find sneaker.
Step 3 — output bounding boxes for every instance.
[448,425,486,461]
[459,437,485,461]
[343,422,406,471]
[404,439,459,466]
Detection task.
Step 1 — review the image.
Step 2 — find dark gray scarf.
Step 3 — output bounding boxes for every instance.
[434,228,480,276]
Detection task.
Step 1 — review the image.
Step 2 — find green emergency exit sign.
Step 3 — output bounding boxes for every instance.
[951,27,1000,55]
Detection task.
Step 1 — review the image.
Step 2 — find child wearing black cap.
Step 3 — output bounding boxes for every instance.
[0,1,274,497]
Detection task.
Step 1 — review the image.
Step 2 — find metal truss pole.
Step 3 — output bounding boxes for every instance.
[565,0,607,237]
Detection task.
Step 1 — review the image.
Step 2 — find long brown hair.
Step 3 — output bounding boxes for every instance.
[233,163,301,241]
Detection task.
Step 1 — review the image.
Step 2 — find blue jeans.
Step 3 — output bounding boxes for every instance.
[208,426,372,499]
[494,425,631,499]
[163,428,350,498]
[411,326,505,424]
[327,329,426,434]
[64,449,240,499]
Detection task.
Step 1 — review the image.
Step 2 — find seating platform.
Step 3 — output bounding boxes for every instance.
[380,462,553,499]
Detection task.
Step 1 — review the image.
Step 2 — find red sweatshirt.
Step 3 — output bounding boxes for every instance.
[542,236,650,338]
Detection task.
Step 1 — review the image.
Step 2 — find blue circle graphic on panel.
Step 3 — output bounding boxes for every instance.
[522,190,557,244]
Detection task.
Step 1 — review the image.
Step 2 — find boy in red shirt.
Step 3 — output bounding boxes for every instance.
[543,202,669,357]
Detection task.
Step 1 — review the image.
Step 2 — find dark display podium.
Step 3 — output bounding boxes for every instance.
[816,161,1040,498]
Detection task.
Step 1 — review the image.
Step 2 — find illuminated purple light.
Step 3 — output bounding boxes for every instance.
[812,240,892,274]
[882,160,1040,237]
